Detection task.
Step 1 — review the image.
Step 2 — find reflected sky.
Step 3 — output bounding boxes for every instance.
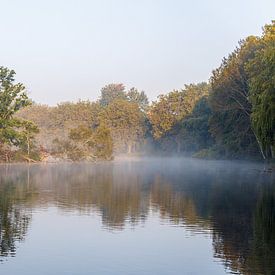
[0,158,274,274]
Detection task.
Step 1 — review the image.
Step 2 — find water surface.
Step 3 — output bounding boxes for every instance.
[0,158,274,274]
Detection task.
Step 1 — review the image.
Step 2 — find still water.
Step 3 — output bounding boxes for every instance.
[0,158,274,275]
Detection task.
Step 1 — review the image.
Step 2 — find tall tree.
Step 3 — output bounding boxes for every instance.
[209,37,264,159]
[0,67,38,161]
[246,21,275,159]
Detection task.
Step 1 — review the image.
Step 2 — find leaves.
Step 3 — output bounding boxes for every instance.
[148,83,209,139]
[246,21,275,158]
[0,67,39,161]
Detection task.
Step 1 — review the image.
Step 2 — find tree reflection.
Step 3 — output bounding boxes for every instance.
[0,159,274,274]
[0,168,33,258]
[247,187,275,275]
[207,171,275,275]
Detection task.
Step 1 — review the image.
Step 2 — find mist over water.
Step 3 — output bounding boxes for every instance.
[0,157,274,274]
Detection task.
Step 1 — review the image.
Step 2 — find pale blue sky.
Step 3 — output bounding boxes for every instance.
[2,0,274,105]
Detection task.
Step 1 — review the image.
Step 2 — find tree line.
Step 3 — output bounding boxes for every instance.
[0,21,274,162]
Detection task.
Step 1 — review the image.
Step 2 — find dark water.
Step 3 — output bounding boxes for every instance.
[0,158,274,275]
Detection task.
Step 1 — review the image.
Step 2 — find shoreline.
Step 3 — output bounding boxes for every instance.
[0,155,274,168]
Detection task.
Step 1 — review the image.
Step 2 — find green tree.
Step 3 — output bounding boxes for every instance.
[93,123,113,159]
[99,83,127,106]
[17,120,40,161]
[101,99,146,153]
[209,37,264,159]
[68,123,113,160]
[127,87,149,112]
[0,67,38,162]
[148,83,209,140]
[176,96,214,154]
[246,21,275,159]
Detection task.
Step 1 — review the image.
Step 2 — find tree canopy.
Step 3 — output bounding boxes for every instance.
[2,21,274,162]
[0,67,39,162]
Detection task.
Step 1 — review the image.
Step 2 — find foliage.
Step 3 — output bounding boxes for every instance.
[176,96,214,153]
[101,99,146,153]
[0,67,39,162]
[246,21,275,159]
[92,123,113,159]
[0,67,31,146]
[208,22,275,160]
[126,87,149,112]
[18,101,101,152]
[99,83,127,106]
[2,21,274,162]
[68,123,113,160]
[209,37,263,159]
[148,83,209,140]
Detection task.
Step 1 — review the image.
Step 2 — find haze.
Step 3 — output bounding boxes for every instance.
[2,0,274,105]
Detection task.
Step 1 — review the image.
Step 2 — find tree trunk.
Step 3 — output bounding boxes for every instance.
[250,126,266,160]
[27,137,30,157]
[230,95,266,160]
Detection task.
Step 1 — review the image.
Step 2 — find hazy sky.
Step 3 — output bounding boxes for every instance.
[2,0,274,105]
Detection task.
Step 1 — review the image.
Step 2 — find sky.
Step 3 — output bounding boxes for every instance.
[1,0,274,105]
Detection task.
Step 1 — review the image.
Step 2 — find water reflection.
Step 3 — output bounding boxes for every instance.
[0,169,32,259]
[0,158,274,274]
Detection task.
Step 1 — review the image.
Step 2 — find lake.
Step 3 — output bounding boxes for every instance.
[0,158,274,275]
